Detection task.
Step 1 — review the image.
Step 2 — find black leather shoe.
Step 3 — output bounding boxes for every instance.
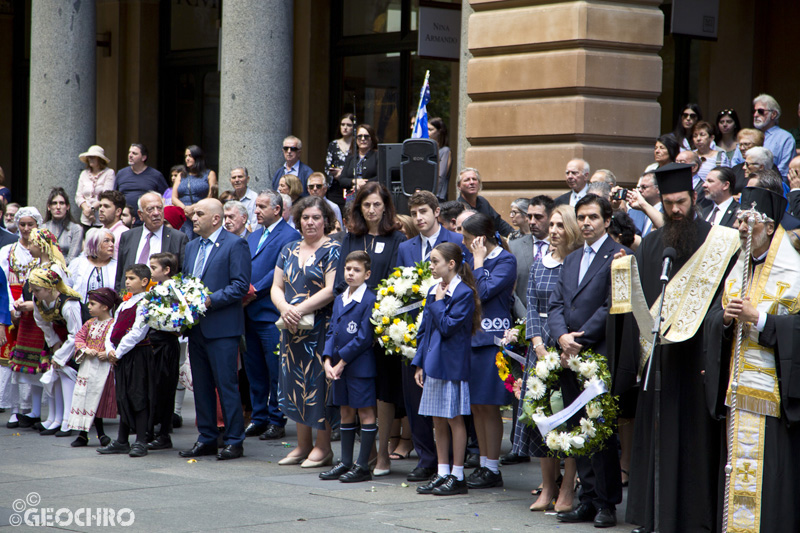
[32,422,46,432]
[147,435,173,450]
[432,475,468,496]
[99,435,112,447]
[70,435,89,447]
[259,424,286,440]
[129,441,148,457]
[179,442,218,458]
[464,453,480,468]
[467,468,503,489]
[416,474,447,494]
[557,502,597,523]
[55,430,73,437]
[39,427,58,435]
[630,527,649,533]
[594,508,617,528]
[97,440,131,454]
[217,444,244,460]
[500,452,531,465]
[172,413,183,428]
[320,462,352,480]
[244,422,268,438]
[466,467,486,483]
[17,414,40,428]
[339,464,372,483]
[6,420,19,428]
[407,466,437,482]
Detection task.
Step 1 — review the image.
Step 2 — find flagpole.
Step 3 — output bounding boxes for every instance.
[412,70,431,137]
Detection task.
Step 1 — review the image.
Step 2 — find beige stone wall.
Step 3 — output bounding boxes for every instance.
[463,0,664,219]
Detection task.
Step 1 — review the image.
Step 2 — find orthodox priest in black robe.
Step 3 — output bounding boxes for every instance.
[704,186,800,533]
[608,163,739,533]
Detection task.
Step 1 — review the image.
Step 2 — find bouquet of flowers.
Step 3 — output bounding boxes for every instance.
[520,348,618,457]
[496,320,530,397]
[140,273,211,332]
[370,261,438,361]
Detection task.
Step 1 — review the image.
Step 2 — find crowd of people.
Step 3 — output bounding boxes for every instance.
[0,93,799,533]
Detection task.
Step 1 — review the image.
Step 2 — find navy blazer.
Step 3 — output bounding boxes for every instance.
[473,249,517,347]
[0,228,18,250]
[271,161,314,196]
[323,288,378,378]
[396,226,468,268]
[412,281,475,382]
[548,235,629,357]
[245,220,300,323]
[183,228,251,339]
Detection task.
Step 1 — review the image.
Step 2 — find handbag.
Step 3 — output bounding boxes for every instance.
[276,313,314,330]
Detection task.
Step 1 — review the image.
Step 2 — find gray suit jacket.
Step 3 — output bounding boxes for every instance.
[115,225,188,292]
[508,234,534,320]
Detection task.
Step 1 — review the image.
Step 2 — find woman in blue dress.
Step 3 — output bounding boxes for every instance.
[271,196,341,468]
[460,213,517,489]
[512,204,583,512]
[171,145,217,239]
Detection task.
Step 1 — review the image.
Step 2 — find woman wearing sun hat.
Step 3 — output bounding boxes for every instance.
[75,145,116,228]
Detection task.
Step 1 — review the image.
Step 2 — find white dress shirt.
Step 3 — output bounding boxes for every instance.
[135,225,164,265]
[421,226,441,261]
[707,196,734,225]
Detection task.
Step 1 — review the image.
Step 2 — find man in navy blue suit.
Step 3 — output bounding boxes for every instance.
[549,194,627,528]
[242,190,300,440]
[178,199,251,461]
[396,191,469,482]
[271,135,314,195]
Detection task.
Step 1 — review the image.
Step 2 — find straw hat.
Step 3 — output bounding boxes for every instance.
[79,145,110,165]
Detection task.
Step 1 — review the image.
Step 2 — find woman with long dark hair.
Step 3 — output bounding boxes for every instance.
[326,113,355,190]
[335,124,379,206]
[715,108,741,160]
[334,182,406,476]
[172,145,218,238]
[43,187,84,263]
[672,103,702,151]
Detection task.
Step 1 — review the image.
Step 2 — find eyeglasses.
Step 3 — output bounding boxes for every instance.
[681,112,698,119]
[509,210,522,217]
[308,184,324,190]
[356,134,370,140]
[283,146,299,152]
[754,108,770,116]
[637,184,651,191]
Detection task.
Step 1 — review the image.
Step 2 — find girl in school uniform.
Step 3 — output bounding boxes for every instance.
[460,213,516,489]
[411,242,482,496]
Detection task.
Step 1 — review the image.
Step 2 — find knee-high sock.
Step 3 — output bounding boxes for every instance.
[340,423,357,467]
[42,393,56,426]
[59,376,75,432]
[357,423,378,468]
[94,418,105,437]
[49,380,64,429]
[174,387,186,416]
[134,410,148,443]
[29,387,43,418]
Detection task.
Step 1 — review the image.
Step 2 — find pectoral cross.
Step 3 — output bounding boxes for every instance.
[759,282,799,315]
[737,461,756,483]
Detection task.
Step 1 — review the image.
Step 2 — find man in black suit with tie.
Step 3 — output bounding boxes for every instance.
[701,167,740,227]
[549,194,627,528]
[115,191,188,293]
[554,159,590,207]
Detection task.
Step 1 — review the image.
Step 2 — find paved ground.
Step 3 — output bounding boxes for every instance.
[0,394,634,532]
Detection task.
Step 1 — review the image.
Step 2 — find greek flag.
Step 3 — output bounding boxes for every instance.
[411,70,431,139]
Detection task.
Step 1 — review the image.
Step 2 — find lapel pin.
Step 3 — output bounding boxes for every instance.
[215,243,220,248]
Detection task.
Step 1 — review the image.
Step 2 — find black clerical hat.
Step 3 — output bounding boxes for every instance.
[739,186,787,222]
[653,163,694,195]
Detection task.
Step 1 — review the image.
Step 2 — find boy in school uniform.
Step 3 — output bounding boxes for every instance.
[319,251,379,483]
[96,264,154,458]
[147,252,181,450]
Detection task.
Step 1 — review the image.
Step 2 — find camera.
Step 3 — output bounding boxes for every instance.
[612,188,629,201]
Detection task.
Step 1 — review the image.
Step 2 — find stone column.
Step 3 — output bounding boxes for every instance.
[219,0,294,193]
[28,0,96,210]
[463,0,664,216]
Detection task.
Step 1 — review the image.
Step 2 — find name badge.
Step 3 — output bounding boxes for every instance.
[305,254,316,267]
[375,242,385,254]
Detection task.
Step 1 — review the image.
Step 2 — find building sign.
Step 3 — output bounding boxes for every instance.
[671,0,719,40]
[417,6,461,60]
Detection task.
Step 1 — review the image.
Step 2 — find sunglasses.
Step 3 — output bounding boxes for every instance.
[283,146,299,152]
[681,112,698,119]
[308,184,324,190]
[356,134,370,140]
[754,108,770,116]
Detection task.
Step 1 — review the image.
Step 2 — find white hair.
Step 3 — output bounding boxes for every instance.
[283,135,302,150]
[281,193,292,210]
[746,146,774,169]
[223,200,248,220]
[753,94,781,119]
[137,190,163,211]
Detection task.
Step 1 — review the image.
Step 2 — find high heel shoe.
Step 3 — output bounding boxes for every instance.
[300,450,333,468]
[278,452,310,465]
[530,499,555,512]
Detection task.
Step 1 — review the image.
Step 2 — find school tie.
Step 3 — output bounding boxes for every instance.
[707,206,719,225]
[137,232,152,264]
[256,229,270,254]
[193,239,211,277]
[424,240,432,260]
[578,246,594,284]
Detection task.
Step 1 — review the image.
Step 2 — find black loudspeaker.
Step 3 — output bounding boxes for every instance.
[378,143,407,215]
[400,138,438,196]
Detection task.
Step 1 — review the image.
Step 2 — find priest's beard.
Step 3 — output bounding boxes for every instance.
[662,212,699,262]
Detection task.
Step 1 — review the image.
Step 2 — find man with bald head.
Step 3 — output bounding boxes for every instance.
[180,198,252,461]
[115,191,188,293]
[555,159,590,206]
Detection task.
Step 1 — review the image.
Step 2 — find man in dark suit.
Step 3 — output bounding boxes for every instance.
[242,190,300,440]
[223,200,252,239]
[554,159,590,207]
[271,135,313,195]
[786,156,800,217]
[701,167,740,227]
[179,199,251,461]
[549,194,627,528]
[115,192,188,293]
[396,191,468,482]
